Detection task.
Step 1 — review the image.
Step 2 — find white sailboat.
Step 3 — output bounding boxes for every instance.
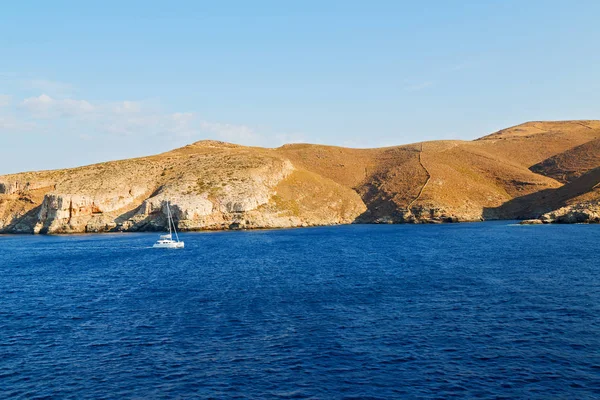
[153,201,184,248]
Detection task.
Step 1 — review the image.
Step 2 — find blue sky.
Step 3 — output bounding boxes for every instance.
[1,0,599,173]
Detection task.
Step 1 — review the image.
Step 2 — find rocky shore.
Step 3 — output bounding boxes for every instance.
[2,120,600,234]
[521,201,600,224]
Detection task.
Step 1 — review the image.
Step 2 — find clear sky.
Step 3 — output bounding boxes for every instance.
[1,0,599,173]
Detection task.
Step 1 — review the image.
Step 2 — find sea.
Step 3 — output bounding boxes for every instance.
[1,222,599,399]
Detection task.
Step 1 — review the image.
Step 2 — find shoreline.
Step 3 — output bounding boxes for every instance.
[2,219,597,236]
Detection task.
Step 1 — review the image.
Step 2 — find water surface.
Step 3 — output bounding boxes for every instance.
[1,223,599,398]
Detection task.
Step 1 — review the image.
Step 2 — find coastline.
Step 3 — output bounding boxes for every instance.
[3,218,597,236]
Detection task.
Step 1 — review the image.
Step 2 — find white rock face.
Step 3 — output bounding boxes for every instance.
[16,157,297,233]
[30,187,154,233]
[0,179,54,194]
[119,160,297,231]
[541,201,600,223]
[214,159,294,213]
[0,146,366,233]
[137,193,214,219]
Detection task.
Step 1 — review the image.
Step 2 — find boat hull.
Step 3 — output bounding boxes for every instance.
[153,241,185,249]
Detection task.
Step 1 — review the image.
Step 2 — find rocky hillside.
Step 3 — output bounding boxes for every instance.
[530,137,600,183]
[2,120,600,233]
[0,142,365,233]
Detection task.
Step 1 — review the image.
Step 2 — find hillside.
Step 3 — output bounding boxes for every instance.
[2,120,600,233]
[530,138,600,183]
[474,120,600,166]
[0,142,366,233]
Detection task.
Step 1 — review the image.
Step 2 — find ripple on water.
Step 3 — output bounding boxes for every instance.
[0,224,599,398]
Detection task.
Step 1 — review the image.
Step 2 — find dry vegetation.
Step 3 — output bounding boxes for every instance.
[530,138,600,183]
[2,120,600,232]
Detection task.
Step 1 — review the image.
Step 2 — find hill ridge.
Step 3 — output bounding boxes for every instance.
[2,120,600,233]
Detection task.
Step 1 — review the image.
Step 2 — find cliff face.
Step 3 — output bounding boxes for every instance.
[0,141,366,233]
[515,167,600,224]
[2,120,600,233]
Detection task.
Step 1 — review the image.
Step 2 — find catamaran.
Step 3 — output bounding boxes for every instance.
[153,201,184,248]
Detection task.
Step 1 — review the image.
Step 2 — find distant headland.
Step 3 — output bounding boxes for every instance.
[2,120,600,234]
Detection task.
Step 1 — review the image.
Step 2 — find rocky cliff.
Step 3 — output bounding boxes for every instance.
[0,141,366,233]
[2,120,600,233]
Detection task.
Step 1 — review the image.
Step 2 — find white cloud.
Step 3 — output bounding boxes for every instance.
[113,100,142,114]
[63,98,95,114]
[92,110,192,139]
[21,94,95,118]
[97,110,261,144]
[198,120,260,144]
[0,94,11,107]
[3,91,268,147]
[274,133,306,146]
[24,79,75,97]
[21,94,54,113]
[0,115,37,132]
[167,112,197,137]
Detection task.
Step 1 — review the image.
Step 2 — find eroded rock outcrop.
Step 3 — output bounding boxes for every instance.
[0,143,365,233]
[2,120,600,233]
[540,202,600,224]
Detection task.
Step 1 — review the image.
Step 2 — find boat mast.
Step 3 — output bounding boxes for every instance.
[167,201,172,237]
[167,201,180,242]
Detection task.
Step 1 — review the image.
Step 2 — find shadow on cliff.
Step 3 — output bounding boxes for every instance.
[483,166,600,220]
[352,182,405,223]
[120,214,169,232]
[112,208,167,232]
[112,198,172,232]
[3,205,42,233]
[109,185,172,232]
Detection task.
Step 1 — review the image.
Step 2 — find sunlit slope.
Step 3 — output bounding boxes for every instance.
[474,120,600,167]
[277,135,563,222]
[2,120,600,232]
[530,138,600,183]
[0,141,365,233]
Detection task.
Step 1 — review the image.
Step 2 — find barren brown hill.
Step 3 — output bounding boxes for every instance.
[278,138,561,222]
[277,143,429,222]
[474,120,600,166]
[2,120,600,233]
[0,141,365,233]
[530,138,600,183]
[490,167,600,221]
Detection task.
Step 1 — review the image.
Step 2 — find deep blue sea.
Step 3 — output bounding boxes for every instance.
[1,222,599,399]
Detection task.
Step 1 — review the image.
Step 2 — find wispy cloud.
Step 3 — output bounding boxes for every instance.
[99,110,200,138]
[23,79,75,97]
[198,120,261,144]
[2,92,265,146]
[113,100,142,114]
[404,81,435,92]
[274,133,306,146]
[0,73,272,146]
[0,94,11,107]
[449,61,473,72]
[0,115,37,132]
[21,94,94,118]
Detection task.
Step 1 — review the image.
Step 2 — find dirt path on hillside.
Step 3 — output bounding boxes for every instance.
[408,143,431,210]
